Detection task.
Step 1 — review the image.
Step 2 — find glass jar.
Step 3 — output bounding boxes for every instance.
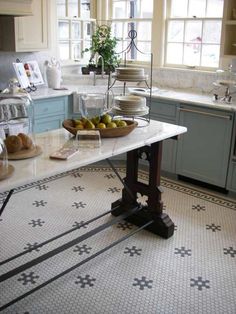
[0,137,8,180]
[80,93,107,118]
[0,94,35,153]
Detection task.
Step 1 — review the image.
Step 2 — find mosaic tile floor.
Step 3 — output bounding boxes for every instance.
[0,166,236,314]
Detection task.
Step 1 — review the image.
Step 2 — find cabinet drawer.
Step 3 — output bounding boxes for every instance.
[34,115,65,133]
[34,98,67,117]
[150,113,176,124]
[151,101,176,118]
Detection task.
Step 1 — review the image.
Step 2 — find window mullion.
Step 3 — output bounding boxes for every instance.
[78,0,81,18]
[66,0,69,17]
[182,20,186,65]
[200,20,204,66]
[205,0,208,17]
[187,0,190,17]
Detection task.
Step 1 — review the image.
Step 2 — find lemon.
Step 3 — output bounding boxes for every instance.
[76,124,84,129]
[107,122,117,128]
[96,123,106,129]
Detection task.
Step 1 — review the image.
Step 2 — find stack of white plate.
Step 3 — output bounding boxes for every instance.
[112,95,149,116]
[113,67,148,81]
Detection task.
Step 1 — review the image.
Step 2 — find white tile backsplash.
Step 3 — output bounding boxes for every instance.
[0,51,234,97]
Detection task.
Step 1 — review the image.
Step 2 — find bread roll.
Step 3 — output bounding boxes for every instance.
[18,133,33,149]
[4,135,23,153]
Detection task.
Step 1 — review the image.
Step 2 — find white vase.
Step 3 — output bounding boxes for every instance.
[46,59,61,89]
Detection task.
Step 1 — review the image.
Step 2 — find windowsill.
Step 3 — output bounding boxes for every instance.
[157,66,216,75]
[61,61,83,67]
[60,59,216,75]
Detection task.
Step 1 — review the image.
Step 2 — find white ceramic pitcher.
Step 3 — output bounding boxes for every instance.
[45,57,61,89]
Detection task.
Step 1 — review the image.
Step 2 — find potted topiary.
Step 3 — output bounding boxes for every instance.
[82,24,120,75]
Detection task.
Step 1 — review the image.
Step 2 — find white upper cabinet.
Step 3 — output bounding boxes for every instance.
[0,0,33,16]
[0,0,49,52]
[220,0,236,57]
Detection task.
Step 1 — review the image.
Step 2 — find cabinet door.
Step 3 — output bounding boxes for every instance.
[227,161,236,192]
[15,0,49,51]
[0,0,33,16]
[226,119,236,192]
[33,96,68,133]
[34,115,65,133]
[150,100,178,174]
[220,0,236,58]
[176,105,233,187]
[151,113,177,173]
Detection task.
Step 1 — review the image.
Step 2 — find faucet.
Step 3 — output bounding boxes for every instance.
[92,53,105,86]
[221,87,232,103]
[96,54,105,78]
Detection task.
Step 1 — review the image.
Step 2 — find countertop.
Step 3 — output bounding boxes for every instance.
[28,85,236,112]
[128,87,236,112]
[0,120,186,193]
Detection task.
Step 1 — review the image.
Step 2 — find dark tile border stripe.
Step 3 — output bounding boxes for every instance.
[1,166,235,210]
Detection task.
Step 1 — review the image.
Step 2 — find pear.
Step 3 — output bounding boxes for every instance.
[75,119,84,126]
[91,116,101,125]
[117,120,127,127]
[112,119,121,126]
[84,120,95,129]
[80,116,88,125]
[101,114,112,125]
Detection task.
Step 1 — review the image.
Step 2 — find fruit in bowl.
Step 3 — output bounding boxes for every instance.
[73,114,128,130]
[63,114,138,138]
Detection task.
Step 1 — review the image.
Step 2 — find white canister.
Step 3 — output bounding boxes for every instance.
[45,59,61,89]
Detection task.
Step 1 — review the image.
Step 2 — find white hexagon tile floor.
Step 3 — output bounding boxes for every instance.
[0,165,235,314]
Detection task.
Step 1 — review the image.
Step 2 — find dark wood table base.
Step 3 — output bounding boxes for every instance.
[111,141,175,239]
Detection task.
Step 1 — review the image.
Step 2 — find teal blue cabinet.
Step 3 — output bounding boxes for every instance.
[226,116,236,192]
[33,96,70,133]
[176,104,234,187]
[227,162,236,192]
[150,99,178,173]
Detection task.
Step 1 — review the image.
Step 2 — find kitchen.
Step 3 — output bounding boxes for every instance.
[0,1,236,313]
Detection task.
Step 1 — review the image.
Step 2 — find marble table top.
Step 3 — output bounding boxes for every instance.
[1,120,187,193]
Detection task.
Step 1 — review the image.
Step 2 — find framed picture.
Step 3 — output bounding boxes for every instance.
[24,61,44,86]
[13,60,44,88]
[13,62,30,89]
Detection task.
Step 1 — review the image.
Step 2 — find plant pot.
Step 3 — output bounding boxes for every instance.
[81,65,115,75]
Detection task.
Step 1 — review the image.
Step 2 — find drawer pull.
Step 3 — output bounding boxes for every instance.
[179,108,232,120]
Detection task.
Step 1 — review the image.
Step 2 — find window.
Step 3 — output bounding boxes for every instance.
[109,0,153,62]
[165,0,224,69]
[57,0,95,62]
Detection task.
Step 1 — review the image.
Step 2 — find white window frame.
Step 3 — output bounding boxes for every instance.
[164,0,223,71]
[56,0,96,64]
[107,0,153,65]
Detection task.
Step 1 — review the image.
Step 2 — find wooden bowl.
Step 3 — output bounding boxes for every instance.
[62,119,138,138]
